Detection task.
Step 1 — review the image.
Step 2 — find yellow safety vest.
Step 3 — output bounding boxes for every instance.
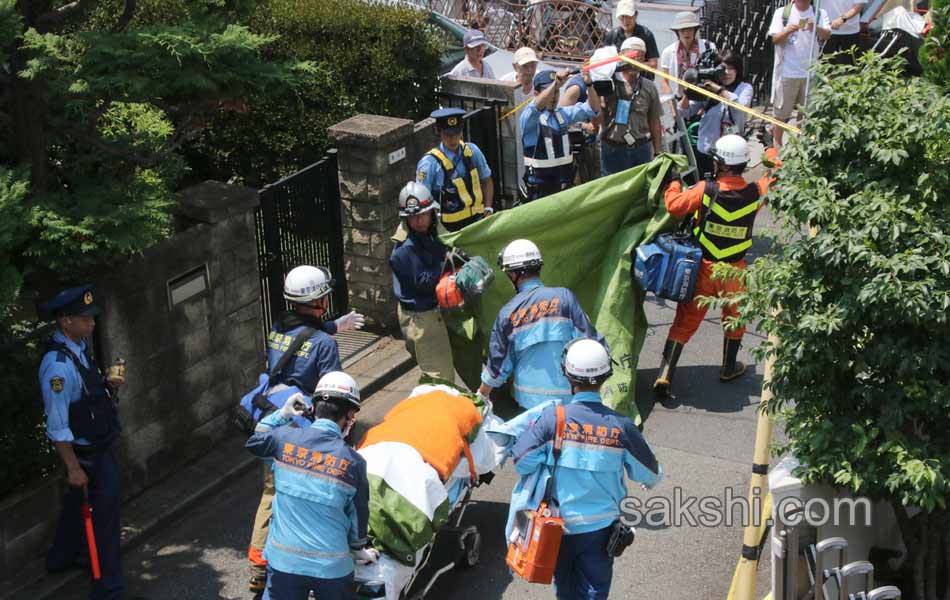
[426,144,484,224]
[692,182,761,262]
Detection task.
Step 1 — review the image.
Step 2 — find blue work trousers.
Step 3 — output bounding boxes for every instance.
[263,566,354,600]
[554,526,614,600]
[46,446,124,600]
[600,140,653,176]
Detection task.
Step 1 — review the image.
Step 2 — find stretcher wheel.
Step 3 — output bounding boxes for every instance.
[456,529,481,568]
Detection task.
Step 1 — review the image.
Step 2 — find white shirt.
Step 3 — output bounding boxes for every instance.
[769,4,830,79]
[447,57,497,80]
[658,39,715,96]
[823,0,867,35]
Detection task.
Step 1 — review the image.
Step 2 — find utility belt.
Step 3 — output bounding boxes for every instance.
[603,135,651,149]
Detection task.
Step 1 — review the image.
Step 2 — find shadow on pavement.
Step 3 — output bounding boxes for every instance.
[417,500,514,600]
[637,365,763,416]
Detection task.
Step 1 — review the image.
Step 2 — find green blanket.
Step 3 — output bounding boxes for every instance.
[440,155,685,424]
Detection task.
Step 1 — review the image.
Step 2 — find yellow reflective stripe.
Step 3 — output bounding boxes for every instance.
[427,148,454,171]
[709,199,759,221]
[698,233,753,259]
[433,144,484,223]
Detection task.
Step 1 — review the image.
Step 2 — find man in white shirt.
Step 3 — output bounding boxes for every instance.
[500,46,539,106]
[823,0,868,65]
[658,11,717,97]
[768,0,831,148]
[447,29,497,79]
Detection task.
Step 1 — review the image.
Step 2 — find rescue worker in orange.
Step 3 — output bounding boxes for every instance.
[653,135,780,406]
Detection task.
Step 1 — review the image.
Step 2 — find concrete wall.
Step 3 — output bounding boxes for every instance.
[0,182,264,580]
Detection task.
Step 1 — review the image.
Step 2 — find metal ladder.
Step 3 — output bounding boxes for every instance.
[661,96,700,184]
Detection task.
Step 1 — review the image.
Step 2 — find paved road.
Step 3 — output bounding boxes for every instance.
[59,218,779,599]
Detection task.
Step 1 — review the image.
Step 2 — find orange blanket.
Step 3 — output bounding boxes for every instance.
[358,390,483,481]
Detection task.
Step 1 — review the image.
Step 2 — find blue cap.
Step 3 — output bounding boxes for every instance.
[431,107,466,133]
[40,284,100,320]
[463,29,489,48]
[533,69,558,91]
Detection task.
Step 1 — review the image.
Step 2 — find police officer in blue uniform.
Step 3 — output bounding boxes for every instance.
[39,285,126,599]
[416,107,494,231]
[508,338,661,600]
[247,265,364,593]
[389,181,456,381]
[478,240,605,411]
[519,68,601,202]
[246,371,376,600]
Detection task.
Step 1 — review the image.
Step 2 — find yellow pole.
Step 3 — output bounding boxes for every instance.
[727,339,777,599]
[614,55,801,135]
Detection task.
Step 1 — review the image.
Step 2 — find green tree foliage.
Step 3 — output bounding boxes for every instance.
[921,0,950,91]
[188,0,445,186]
[724,54,950,596]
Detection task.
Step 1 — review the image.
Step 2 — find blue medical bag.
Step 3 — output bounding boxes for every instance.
[632,232,702,303]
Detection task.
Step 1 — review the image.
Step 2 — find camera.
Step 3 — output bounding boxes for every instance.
[681,49,726,100]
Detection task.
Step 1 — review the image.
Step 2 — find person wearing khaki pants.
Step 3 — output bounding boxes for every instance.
[245,265,364,593]
[390,181,457,382]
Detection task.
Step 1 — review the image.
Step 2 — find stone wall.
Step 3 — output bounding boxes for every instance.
[330,115,419,331]
[0,182,264,580]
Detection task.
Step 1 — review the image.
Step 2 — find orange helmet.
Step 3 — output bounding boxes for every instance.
[436,273,465,310]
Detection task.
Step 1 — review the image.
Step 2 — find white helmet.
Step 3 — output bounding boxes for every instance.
[497,239,543,272]
[561,338,614,386]
[712,135,750,166]
[314,371,361,409]
[283,265,334,304]
[399,181,439,217]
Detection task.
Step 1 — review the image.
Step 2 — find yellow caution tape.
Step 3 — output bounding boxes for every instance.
[615,55,802,135]
[500,95,536,121]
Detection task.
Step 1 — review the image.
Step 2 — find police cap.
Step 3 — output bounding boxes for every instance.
[533,69,558,91]
[430,107,466,134]
[39,284,101,320]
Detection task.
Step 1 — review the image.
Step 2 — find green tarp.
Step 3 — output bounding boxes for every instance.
[440,155,686,425]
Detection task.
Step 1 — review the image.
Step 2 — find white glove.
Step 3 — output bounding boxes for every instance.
[334,310,365,332]
[280,393,308,420]
[483,206,495,216]
[351,547,379,564]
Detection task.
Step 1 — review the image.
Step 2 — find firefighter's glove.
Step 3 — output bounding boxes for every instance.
[280,393,308,421]
[334,310,365,333]
[351,547,380,564]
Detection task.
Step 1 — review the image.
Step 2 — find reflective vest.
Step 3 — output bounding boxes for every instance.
[45,339,120,448]
[693,181,761,262]
[524,110,573,170]
[426,144,484,224]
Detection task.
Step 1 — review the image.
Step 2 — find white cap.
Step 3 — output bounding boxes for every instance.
[712,135,751,166]
[498,239,543,272]
[620,36,647,54]
[561,338,614,385]
[513,47,539,66]
[616,0,638,17]
[671,11,701,30]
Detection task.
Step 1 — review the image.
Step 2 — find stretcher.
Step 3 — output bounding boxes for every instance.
[352,384,510,600]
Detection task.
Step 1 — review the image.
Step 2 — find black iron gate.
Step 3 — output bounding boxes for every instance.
[255,150,348,338]
[435,90,508,204]
[701,0,786,106]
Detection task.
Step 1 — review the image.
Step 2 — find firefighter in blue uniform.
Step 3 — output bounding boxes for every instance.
[508,338,662,600]
[519,68,601,202]
[415,107,495,231]
[39,285,126,599]
[247,265,365,593]
[389,181,456,381]
[246,371,377,600]
[478,239,605,411]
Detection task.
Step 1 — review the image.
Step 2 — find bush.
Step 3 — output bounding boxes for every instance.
[921,0,950,91]
[188,0,446,186]
[733,54,950,595]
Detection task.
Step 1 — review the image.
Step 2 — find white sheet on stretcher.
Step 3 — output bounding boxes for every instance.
[353,384,509,600]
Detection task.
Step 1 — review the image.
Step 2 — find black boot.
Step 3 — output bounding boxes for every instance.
[653,339,683,407]
[720,337,748,382]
